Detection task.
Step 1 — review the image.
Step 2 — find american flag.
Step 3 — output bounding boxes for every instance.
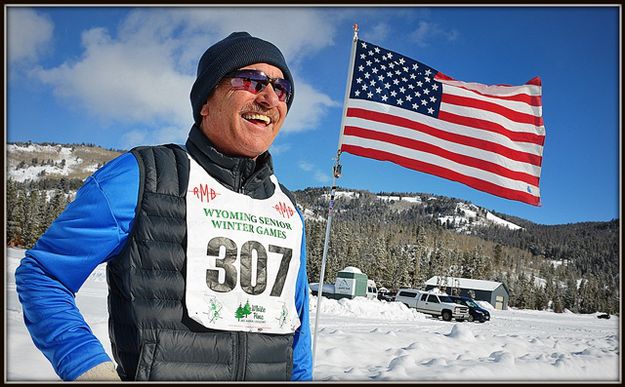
[340,39,545,206]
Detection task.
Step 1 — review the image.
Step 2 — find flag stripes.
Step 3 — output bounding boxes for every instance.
[341,39,545,206]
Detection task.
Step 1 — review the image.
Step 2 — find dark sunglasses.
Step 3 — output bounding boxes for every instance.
[223,69,292,102]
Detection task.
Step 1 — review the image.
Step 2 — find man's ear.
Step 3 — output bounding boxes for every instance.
[200,102,210,117]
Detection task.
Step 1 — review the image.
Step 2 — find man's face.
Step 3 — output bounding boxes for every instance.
[199,63,288,159]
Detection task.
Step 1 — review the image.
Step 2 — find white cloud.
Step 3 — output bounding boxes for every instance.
[299,160,330,183]
[361,22,391,44]
[411,21,459,47]
[30,7,341,136]
[270,143,291,155]
[284,80,340,133]
[7,8,54,64]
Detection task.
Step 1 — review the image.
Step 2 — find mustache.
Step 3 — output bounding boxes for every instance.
[241,103,280,123]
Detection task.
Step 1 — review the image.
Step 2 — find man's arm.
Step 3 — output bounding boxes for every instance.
[15,153,139,381]
[290,211,313,381]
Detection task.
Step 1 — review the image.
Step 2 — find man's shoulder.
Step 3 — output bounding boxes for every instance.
[129,143,187,154]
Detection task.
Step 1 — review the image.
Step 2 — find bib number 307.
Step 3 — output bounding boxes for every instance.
[205,236,293,297]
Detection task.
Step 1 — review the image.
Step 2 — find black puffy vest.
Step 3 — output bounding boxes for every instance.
[106,136,295,381]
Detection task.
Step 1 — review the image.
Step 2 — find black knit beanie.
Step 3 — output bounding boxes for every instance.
[190,31,294,124]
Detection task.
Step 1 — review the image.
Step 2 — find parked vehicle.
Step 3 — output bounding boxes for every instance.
[448,295,491,323]
[395,289,470,322]
[377,287,396,302]
[366,279,378,300]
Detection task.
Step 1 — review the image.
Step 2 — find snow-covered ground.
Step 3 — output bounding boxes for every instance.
[5,248,621,382]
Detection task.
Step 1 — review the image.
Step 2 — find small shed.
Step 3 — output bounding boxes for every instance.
[334,266,368,299]
[424,276,510,310]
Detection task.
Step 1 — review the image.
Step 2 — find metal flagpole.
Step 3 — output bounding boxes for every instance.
[311,23,359,370]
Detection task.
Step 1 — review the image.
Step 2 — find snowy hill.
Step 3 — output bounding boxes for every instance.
[7,142,122,182]
[308,189,523,233]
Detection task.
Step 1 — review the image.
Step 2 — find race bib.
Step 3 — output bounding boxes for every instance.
[185,156,303,334]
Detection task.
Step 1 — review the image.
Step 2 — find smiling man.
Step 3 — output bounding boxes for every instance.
[16,32,312,382]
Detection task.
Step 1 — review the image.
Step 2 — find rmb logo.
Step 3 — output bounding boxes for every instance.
[273,202,294,218]
[189,184,220,203]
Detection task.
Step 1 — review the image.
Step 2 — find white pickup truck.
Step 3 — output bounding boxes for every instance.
[395,289,470,322]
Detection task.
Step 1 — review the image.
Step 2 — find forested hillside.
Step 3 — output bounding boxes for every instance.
[6,142,620,314]
[293,187,620,315]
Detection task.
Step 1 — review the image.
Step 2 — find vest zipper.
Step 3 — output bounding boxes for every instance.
[235,332,248,380]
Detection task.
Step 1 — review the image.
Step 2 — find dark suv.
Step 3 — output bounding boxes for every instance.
[448,296,491,323]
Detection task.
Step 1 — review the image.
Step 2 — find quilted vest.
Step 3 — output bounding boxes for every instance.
[106,144,294,381]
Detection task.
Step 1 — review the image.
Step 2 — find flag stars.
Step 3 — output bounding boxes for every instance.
[352,42,442,116]
[361,42,368,48]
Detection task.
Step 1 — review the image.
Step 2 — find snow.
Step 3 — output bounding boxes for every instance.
[321,191,360,200]
[486,211,523,230]
[340,266,363,274]
[6,247,620,382]
[377,195,422,203]
[8,144,85,182]
[425,276,504,292]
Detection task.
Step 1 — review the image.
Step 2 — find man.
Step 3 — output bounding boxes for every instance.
[15,31,312,381]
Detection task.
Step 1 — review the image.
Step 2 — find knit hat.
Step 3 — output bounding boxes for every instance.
[190,32,294,124]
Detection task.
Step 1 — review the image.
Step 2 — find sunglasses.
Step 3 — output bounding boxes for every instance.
[223,69,292,102]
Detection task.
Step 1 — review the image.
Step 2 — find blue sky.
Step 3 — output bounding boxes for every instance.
[6,6,621,225]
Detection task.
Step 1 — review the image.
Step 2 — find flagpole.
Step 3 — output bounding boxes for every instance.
[311,23,359,371]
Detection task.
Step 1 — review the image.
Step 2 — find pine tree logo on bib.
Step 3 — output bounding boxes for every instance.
[234,300,267,324]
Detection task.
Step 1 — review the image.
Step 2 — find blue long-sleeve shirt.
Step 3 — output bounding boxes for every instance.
[15,152,312,381]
